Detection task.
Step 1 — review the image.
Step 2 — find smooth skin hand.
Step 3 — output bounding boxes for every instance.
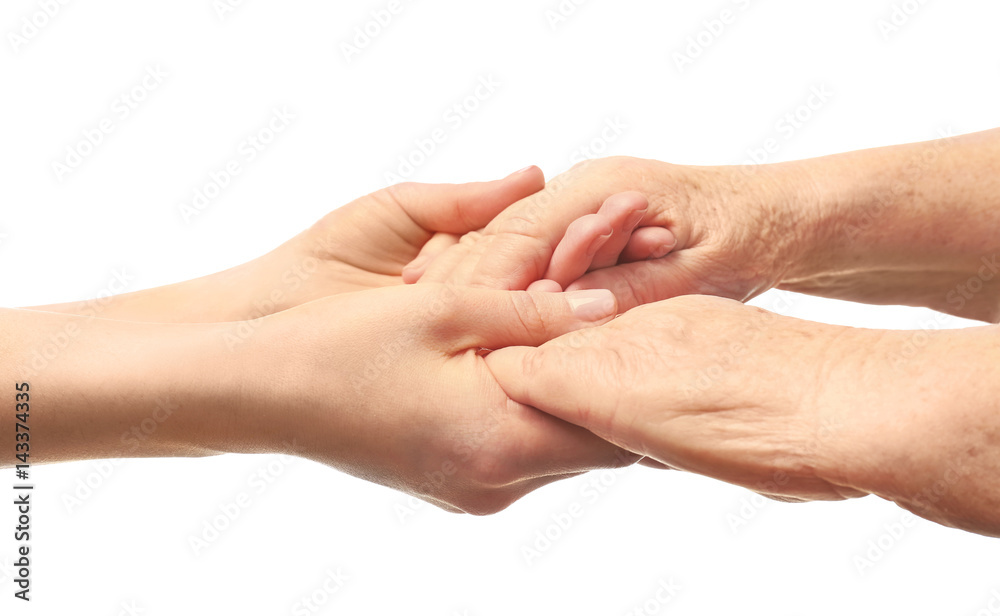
[13,168,650,513]
[2,284,636,515]
[486,295,1000,536]
[412,129,1000,321]
[31,167,550,322]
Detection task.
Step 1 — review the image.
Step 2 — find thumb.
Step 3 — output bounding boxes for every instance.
[484,340,611,439]
[391,166,544,235]
[439,287,617,351]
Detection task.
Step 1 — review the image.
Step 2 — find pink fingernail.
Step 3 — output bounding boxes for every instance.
[623,209,646,232]
[566,289,617,321]
[587,231,613,256]
[651,243,673,259]
[512,165,535,176]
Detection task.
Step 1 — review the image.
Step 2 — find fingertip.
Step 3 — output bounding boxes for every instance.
[505,165,545,192]
[483,345,532,397]
[649,228,678,258]
[543,214,613,287]
[598,192,649,224]
[527,279,563,293]
[621,226,678,262]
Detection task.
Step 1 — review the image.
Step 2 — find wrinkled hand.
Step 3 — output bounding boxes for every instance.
[242,283,638,514]
[485,294,873,502]
[410,156,814,310]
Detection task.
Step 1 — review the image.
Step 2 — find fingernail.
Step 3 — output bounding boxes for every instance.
[405,254,429,270]
[623,209,646,232]
[512,165,535,176]
[650,241,675,259]
[587,231,613,256]
[566,289,617,321]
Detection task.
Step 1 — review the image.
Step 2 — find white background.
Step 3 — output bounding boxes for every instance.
[2,0,999,614]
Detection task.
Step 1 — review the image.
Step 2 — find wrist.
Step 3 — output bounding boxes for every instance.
[669,160,822,293]
[747,159,829,286]
[225,300,352,463]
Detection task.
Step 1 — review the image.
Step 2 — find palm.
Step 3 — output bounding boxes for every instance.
[266,170,546,304]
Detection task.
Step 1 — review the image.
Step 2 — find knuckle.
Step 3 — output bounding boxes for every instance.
[382,181,417,205]
[495,210,543,236]
[508,291,550,339]
[520,344,550,379]
[457,230,483,247]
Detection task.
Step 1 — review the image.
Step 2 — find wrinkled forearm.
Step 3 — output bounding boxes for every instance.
[777,128,1000,321]
[816,324,1000,536]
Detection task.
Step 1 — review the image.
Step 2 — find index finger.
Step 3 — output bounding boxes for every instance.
[469,164,613,290]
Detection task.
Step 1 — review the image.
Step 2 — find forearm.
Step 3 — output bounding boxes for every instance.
[27,245,305,323]
[815,324,1000,536]
[778,128,1000,320]
[0,308,253,464]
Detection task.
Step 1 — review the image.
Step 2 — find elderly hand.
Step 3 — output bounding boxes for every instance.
[409,156,807,308]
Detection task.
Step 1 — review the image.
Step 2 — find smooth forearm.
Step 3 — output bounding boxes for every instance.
[779,129,1000,320]
[0,308,251,464]
[26,243,311,323]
